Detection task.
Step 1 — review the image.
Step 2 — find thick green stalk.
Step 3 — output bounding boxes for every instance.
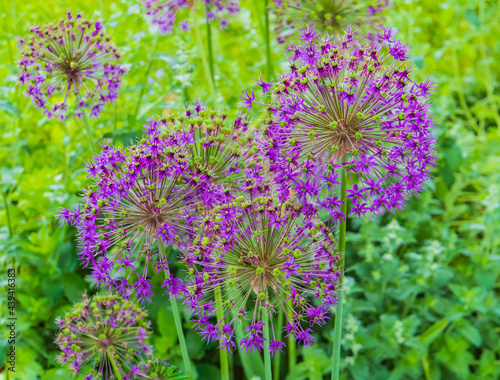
[331,166,347,380]
[134,33,159,119]
[193,9,217,105]
[82,115,95,152]
[287,299,296,371]
[264,0,273,80]
[214,285,230,380]
[108,352,123,380]
[171,297,194,380]
[158,242,194,380]
[263,307,272,380]
[206,18,215,87]
[3,193,13,238]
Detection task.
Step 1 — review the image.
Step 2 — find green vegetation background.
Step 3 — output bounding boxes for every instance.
[1,0,499,379]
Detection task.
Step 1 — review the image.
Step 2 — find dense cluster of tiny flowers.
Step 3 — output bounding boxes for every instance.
[272,0,391,43]
[181,195,341,354]
[143,0,240,34]
[55,293,152,380]
[56,136,199,303]
[18,12,123,121]
[253,26,437,222]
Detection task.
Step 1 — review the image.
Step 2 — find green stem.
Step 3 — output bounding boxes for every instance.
[273,310,283,380]
[157,242,194,380]
[214,285,230,380]
[82,115,95,152]
[134,33,159,119]
[331,165,347,380]
[171,297,194,380]
[193,9,217,105]
[108,352,123,380]
[113,101,117,138]
[264,0,273,80]
[206,17,215,87]
[287,299,296,372]
[3,193,13,239]
[263,307,272,380]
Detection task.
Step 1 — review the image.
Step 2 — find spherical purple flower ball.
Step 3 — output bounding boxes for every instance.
[142,0,240,35]
[273,0,391,43]
[257,26,437,223]
[181,194,341,355]
[56,134,199,304]
[55,293,152,380]
[17,12,124,122]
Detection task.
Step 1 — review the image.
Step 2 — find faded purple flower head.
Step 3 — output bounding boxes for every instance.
[55,293,152,379]
[142,0,240,35]
[255,26,437,222]
[181,194,341,353]
[18,12,123,121]
[273,0,391,44]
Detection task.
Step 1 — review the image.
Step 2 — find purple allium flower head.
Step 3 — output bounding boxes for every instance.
[55,293,152,379]
[180,194,341,353]
[17,12,123,121]
[135,357,184,379]
[142,0,240,35]
[254,26,437,222]
[272,0,391,44]
[56,133,199,303]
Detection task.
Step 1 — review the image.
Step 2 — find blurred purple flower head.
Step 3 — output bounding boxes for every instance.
[142,0,240,35]
[55,293,152,379]
[17,12,124,121]
[272,0,391,44]
[255,26,437,222]
[135,357,183,379]
[180,195,341,354]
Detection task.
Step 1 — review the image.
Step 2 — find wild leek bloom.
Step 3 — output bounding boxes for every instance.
[273,0,391,43]
[55,293,151,379]
[56,134,199,304]
[134,358,184,379]
[181,195,341,354]
[160,102,263,205]
[142,0,240,34]
[255,26,437,222]
[18,12,123,121]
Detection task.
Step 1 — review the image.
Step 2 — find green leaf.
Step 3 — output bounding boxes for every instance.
[419,319,448,346]
[456,320,482,347]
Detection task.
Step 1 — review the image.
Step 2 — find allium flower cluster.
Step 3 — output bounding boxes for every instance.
[273,0,391,43]
[18,12,123,121]
[255,26,437,222]
[55,293,152,380]
[142,0,240,35]
[56,135,199,304]
[181,195,341,355]
[134,358,185,379]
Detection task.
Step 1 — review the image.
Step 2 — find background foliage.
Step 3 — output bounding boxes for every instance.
[1,0,499,379]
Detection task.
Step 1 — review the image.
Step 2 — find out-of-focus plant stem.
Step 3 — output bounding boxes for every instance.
[134,33,159,119]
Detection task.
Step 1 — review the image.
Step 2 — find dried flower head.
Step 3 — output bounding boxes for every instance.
[181,195,341,354]
[18,12,123,121]
[56,135,199,303]
[142,0,240,35]
[273,0,391,43]
[55,293,152,379]
[255,26,437,222]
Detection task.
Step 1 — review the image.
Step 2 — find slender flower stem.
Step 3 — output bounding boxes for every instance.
[134,33,159,119]
[82,115,95,152]
[108,352,123,380]
[287,299,296,371]
[264,0,273,80]
[193,8,217,105]
[206,17,215,87]
[331,165,347,380]
[214,285,230,380]
[171,297,194,380]
[158,242,194,380]
[273,310,283,380]
[263,306,272,380]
